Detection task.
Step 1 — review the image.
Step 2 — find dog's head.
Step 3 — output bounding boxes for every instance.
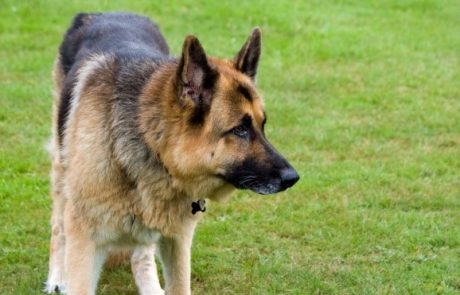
[161,29,299,195]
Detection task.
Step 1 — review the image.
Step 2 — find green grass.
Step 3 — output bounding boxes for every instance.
[1,0,459,294]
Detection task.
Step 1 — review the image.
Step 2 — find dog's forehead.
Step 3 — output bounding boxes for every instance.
[211,59,265,125]
[240,93,265,126]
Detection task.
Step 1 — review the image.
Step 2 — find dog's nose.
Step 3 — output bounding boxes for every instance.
[279,168,299,190]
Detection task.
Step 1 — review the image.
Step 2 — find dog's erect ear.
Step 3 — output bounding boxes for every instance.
[234,28,261,80]
[177,36,218,106]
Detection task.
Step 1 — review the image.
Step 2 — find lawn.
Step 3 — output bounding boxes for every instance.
[1,0,459,294]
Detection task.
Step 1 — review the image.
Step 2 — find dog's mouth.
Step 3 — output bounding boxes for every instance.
[219,167,299,195]
[241,179,282,195]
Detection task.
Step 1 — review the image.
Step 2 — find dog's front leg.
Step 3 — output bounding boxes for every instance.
[132,244,164,295]
[64,210,106,295]
[158,231,194,295]
[45,165,67,294]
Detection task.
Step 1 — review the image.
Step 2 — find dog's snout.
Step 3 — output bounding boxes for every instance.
[279,168,299,190]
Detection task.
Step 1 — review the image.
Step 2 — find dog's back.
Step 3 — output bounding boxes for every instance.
[60,12,169,74]
[54,13,170,146]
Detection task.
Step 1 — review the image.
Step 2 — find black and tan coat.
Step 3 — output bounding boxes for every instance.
[45,12,298,295]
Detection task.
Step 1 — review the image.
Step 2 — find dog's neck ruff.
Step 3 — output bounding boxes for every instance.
[191,199,206,214]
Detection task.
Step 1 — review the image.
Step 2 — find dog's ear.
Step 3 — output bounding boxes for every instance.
[234,28,261,80]
[177,36,218,106]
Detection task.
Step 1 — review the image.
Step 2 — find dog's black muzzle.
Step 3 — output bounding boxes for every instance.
[222,139,299,195]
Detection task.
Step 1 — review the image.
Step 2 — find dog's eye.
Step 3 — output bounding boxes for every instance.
[232,125,249,138]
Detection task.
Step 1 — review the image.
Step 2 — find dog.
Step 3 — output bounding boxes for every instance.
[45,12,299,295]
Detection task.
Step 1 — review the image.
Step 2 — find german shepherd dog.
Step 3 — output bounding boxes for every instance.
[45,12,299,295]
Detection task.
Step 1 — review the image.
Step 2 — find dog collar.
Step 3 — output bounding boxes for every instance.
[191,199,206,214]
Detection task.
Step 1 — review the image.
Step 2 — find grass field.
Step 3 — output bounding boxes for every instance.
[1,0,459,294]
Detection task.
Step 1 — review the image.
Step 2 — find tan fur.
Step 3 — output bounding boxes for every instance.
[45,56,67,293]
[105,250,131,269]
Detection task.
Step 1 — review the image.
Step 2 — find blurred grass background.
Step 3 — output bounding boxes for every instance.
[0,0,459,294]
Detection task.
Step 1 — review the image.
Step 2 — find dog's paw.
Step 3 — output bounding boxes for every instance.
[43,280,67,294]
[137,287,164,295]
[139,288,164,295]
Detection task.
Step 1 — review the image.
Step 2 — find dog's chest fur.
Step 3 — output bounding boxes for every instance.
[92,213,163,247]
